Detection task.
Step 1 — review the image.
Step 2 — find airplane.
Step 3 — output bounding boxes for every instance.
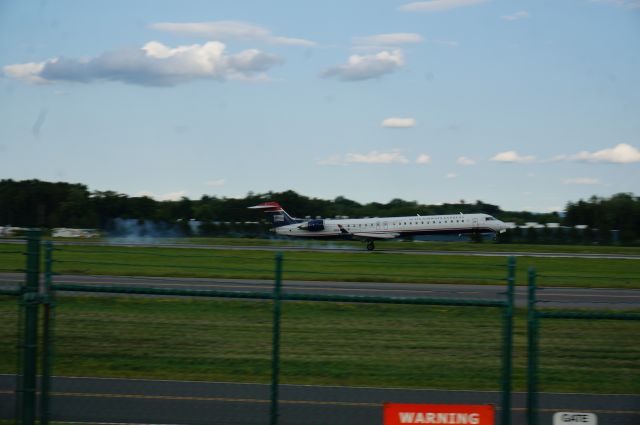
[249,202,508,251]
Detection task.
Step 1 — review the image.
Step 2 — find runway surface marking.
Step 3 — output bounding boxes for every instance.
[5,238,640,259]
[53,280,456,294]
[539,293,640,299]
[1,389,638,415]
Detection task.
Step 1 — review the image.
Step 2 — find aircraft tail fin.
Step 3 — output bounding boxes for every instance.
[248,202,299,227]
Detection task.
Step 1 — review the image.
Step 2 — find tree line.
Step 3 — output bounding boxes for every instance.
[1,179,638,244]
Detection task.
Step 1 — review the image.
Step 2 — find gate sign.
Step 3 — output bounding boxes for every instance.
[384,404,494,425]
[553,412,597,425]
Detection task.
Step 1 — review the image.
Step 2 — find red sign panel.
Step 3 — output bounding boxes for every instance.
[384,404,495,425]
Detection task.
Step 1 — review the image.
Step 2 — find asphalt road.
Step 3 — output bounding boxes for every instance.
[1,375,638,425]
[1,273,639,309]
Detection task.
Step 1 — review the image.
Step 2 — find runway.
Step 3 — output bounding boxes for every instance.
[1,273,639,309]
[3,238,640,259]
[168,243,640,260]
[1,375,638,425]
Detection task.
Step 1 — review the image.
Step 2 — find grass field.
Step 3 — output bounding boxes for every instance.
[1,295,638,394]
[1,239,638,395]
[1,241,639,288]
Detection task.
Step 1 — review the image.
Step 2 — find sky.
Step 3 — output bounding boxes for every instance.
[1,0,639,213]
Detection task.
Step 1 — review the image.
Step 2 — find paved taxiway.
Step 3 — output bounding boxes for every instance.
[1,375,638,425]
[1,273,639,309]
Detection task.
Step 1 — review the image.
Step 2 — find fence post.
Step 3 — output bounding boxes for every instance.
[270,252,283,425]
[40,241,55,425]
[500,256,515,425]
[527,267,538,425]
[21,229,41,425]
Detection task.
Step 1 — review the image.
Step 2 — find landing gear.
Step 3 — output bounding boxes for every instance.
[366,241,375,251]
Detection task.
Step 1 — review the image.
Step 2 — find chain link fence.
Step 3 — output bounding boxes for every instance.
[29,231,640,425]
[40,240,515,425]
[0,238,26,423]
[526,268,640,425]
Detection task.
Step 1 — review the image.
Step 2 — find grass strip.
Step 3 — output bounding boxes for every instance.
[1,295,638,394]
[1,243,639,288]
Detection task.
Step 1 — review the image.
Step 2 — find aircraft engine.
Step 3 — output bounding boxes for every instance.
[299,219,325,231]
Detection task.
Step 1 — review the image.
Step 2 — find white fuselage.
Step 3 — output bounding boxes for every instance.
[275,213,507,239]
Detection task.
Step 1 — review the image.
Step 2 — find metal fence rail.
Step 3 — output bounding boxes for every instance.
[49,242,512,284]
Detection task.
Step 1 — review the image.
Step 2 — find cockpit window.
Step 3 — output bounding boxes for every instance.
[485,217,496,221]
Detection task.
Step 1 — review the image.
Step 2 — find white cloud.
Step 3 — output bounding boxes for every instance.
[2,41,283,86]
[552,143,640,164]
[416,154,431,164]
[430,39,461,48]
[320,151,431,165]
[445,173,457,178]
[318,150,410,165]
[487,144,640,165]
[150,21,316,47]
[491,150,536,163]
[2,61,48,84]
[456,156,476,165]
[563,177,601,185]
[346,151,410,164]
[136,190,188,201]
[382,117,416,128]
[591,0,640,10]
[206,179,226,187]
[321,50,404,81]
[501,11,530,21]
[353,33,423,47]
[400,0,488,12]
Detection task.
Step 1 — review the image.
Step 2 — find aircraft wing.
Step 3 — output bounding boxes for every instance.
[337,224,399,240]
[350,232,399,240]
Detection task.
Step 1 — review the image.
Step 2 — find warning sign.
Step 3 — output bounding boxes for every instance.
[384,404,495,425]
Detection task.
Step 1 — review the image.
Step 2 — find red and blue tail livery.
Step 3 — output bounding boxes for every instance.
[247,202,300,227]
